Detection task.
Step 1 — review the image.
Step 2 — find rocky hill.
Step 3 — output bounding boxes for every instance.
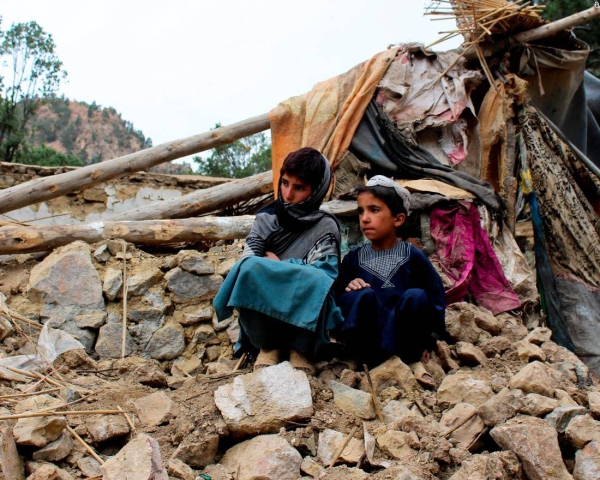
[26,97,192,175]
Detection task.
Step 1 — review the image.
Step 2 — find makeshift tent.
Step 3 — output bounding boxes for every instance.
[269,2,600,374]
[1,1,598,374]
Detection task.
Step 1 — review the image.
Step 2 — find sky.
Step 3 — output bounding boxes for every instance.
[1,1,462,164]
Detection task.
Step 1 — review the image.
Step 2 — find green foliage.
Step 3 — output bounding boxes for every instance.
[537,0,600,76]
[194,123,272,178]
[0,19,67,161]
[19,144,83,167]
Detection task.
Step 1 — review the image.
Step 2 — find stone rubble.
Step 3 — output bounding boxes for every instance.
[0,240,599,479]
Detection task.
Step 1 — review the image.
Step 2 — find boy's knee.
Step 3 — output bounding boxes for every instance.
[401,288,430,309]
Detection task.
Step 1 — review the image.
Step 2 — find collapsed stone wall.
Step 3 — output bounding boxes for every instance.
[0,239,600,480]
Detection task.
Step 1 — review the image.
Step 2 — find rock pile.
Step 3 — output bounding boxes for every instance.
[0,240,599,479]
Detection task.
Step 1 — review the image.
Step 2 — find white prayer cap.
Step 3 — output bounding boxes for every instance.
[366,175,411,212]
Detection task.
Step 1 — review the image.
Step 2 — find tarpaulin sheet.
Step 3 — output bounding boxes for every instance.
[269,47,400,193]
[519,104,600,371]
[519,43,600,167]
[430,201,521,315]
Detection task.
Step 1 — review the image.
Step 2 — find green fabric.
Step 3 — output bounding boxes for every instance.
[214,255,342,332]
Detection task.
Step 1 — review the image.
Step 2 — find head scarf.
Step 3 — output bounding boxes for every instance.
[366,175,412,213]
[264,153,333,231]
[242,152,340,261]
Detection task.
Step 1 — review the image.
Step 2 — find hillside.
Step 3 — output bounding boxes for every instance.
[26,97,192,174]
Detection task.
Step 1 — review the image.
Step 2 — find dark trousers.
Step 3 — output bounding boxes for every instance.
[337,287,438,366]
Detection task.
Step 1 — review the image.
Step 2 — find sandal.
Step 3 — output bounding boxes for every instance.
[254,349,281,371]
[289,349,316,376]
[410,361,437,389]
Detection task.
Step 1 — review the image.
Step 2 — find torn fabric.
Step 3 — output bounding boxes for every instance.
[430,201,521,315]
[269,47,400,192]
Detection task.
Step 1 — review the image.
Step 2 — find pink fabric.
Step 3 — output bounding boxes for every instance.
[430,202,521,315]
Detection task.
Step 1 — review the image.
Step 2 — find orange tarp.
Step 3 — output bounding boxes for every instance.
[269,47,400,195]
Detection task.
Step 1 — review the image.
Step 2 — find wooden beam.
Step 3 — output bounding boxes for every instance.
[0,114,270,215]
[109,170,273,221]
[513,6,600,44]
[0,216,255,254]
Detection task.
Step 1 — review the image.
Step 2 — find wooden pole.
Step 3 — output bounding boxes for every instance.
[108,169,273,221]
[0,114,270,215]
[513,6,600,44]
[0,215,255,254]
[363,364,385,423]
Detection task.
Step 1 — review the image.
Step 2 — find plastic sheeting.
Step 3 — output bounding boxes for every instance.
[519,43,600,167]
[0,322,84,382]
[518,104,600,367]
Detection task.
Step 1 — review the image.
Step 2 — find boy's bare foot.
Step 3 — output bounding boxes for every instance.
[254,348,281,371]
[290,349,316,376]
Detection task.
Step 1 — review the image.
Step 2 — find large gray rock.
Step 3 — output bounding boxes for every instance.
[32,431,73,461]
[176,250,214,275]
[101,433,168,480]
[330,380,375,420]
[490,416,573,480]
[165,268,223,304]
[95,323,135,358]
[477,389,524,427]
[13,416,66,448]
[573,441,600,480]
[437,371,494,409]
[220,434,301,480]
[545,406,587,433]
[145,322,185,360]
[214,362,313,438]
[448,451,522,480]
[28,241,105,350]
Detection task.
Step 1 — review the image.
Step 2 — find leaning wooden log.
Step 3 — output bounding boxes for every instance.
[0,114,270,215]
[513,6,600,44]
[0,216,255,254]
[108,170,273,221]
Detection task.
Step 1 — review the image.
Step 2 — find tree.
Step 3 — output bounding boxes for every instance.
[194,123,272,178]
[0,19,67,162]
[537,0,600,77]
[21,144,83,167]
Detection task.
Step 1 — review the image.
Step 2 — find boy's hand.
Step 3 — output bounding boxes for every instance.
[264,251,280,261]
[345,278,371,291]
